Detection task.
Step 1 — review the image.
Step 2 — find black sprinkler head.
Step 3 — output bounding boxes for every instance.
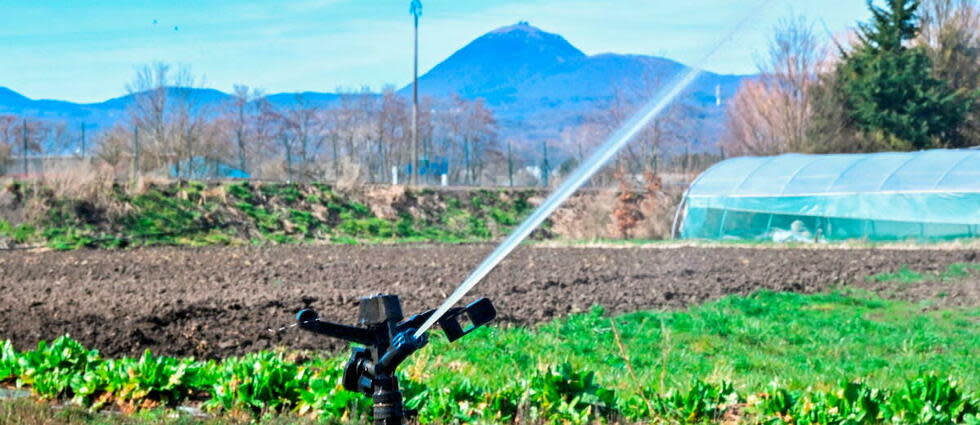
[296,294,495,425]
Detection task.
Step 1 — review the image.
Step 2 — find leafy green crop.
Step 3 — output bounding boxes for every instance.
[2,293,977,424]
[0,340,18,381]
[16,336,101,400]
[295,357,368,418]
[523,363,615,425]
[884,375,979,425]
[205,352,301,413]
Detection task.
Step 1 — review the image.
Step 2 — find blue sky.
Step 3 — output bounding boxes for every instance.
[1,0,870,103]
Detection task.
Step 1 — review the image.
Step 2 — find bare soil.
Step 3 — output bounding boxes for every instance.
[0,244,977,358]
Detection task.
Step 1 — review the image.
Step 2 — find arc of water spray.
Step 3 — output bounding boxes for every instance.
[415,2,772,338]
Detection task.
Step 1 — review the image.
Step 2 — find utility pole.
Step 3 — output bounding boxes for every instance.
[21,119,29,176]
[80,122,86,157]
[541,140,550,188]
[507,140,514,187]
[410,0,423,186]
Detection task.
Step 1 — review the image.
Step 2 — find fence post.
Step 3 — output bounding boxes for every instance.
[131,127,140,182]
[392,166,399,185]
[332,133,339,181]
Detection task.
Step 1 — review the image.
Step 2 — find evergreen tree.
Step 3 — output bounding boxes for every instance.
[837,0,972,150]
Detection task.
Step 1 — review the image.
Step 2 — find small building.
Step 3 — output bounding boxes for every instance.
[675,149,980,242]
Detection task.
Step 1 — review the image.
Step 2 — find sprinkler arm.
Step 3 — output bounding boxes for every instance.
[297,297,496,345]
[399,297,496,342]
[295,309,376,345]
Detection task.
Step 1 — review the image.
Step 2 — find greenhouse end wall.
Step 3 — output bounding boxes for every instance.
[678,150,980,242]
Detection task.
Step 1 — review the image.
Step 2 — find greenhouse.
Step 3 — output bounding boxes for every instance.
[676,149,980,242]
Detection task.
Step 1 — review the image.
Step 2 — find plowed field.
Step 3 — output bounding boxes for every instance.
[1,244,976,358]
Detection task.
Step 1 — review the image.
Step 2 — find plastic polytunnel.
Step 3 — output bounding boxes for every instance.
[676,149,980,242]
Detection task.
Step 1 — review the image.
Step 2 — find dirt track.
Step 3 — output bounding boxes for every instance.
[1,244,977,358]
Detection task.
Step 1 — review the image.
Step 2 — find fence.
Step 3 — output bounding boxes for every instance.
[1,151,707,193]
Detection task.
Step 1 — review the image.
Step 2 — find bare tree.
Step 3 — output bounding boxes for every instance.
[0,116,20,175]
[918,0,980,145]
[261,94,333,181]
[722,16,825,156]
[225,85,264,174]
[461,98,496,185]
[433,95,465,184]
[0,116,71,176]
[432,96,498,185]
[332,92,361,181]
[575,72,690,186]
[289,95,328,180]
[94,124,131,172]
[375,87,409,183]
[125,63,213,177]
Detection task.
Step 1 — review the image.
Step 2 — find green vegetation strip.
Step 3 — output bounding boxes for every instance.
[1,292,978,424]
[0,182,539,250]
[868,263,980,284]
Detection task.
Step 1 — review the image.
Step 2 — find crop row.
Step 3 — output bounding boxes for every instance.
[1,336,977,425]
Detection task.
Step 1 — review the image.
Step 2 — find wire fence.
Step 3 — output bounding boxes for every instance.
[1,151,713,193]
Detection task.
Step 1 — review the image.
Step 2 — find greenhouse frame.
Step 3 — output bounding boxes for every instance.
[675,149,980,242]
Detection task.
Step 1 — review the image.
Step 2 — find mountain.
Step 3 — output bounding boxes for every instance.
[409,22,588,101]
[0,87,337,131]
[0,22,750,152]
[402,22,748,148]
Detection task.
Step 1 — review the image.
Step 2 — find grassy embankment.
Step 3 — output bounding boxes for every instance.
[0,181,538,250]
[2,285,978,425]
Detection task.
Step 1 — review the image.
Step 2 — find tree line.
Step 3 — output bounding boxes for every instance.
[0,63,505,186]
[0,61,713,188]
[723,0,979,155]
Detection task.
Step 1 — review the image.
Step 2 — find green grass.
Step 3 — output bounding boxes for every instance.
[868,263,980,283]
[0,182,545,250]
[0,399,346,425]
[420,290,980,395]
[0,220,37,244]
[1,292,977,424]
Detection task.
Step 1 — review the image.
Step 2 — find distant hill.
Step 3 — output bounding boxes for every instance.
[0,22,749,152]
[0,87,338,131]
[402,22,748,149]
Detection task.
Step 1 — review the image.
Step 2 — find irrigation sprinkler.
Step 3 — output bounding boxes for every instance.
[296,294,496,425]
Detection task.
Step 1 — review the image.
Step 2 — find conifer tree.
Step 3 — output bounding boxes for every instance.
[837,0,972,150]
